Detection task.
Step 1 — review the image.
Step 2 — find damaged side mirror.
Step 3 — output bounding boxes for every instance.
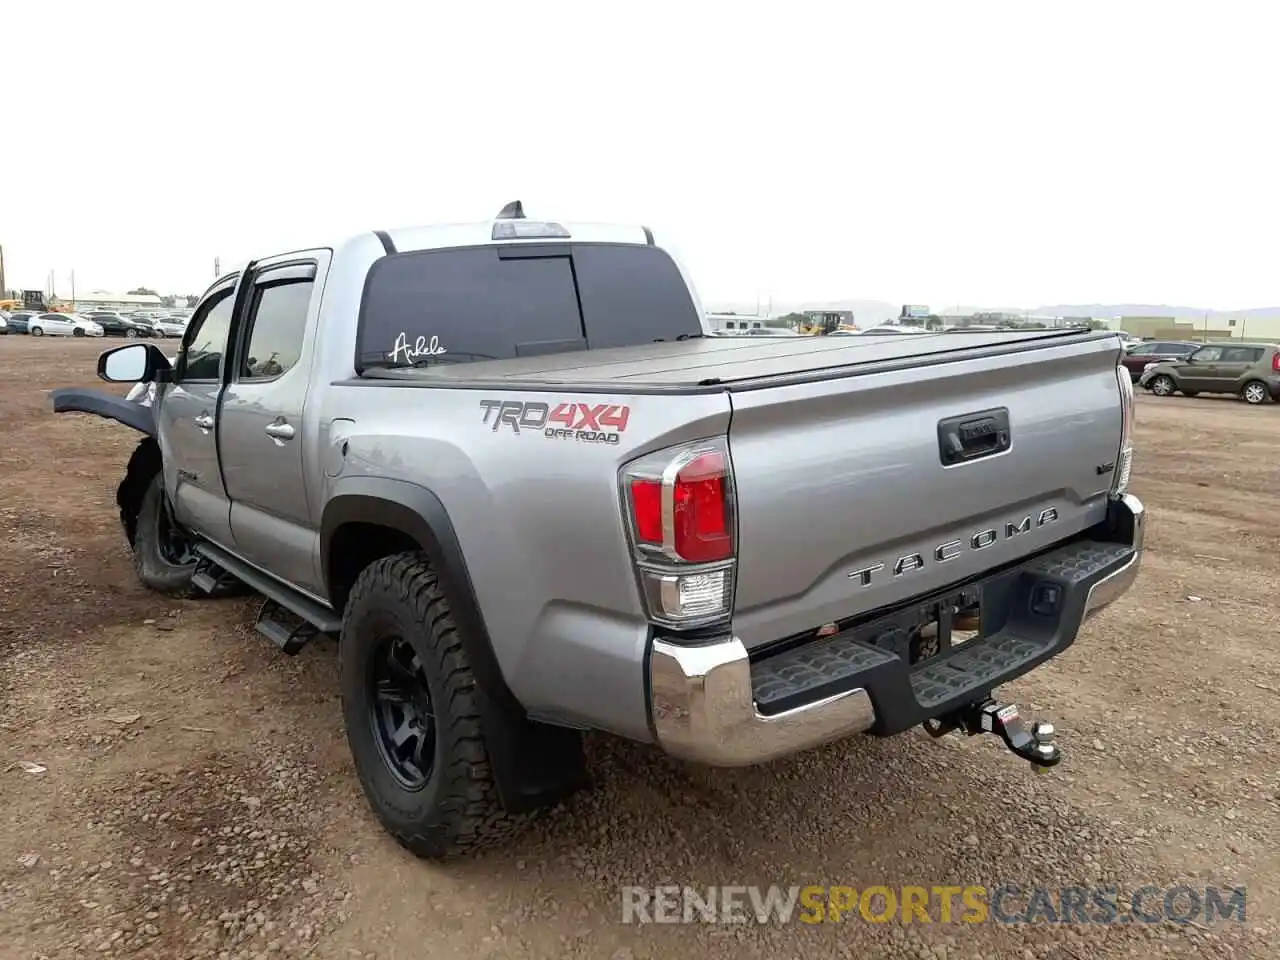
[98,343,172,384]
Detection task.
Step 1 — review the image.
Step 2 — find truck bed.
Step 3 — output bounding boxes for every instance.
[357,328,1120,394]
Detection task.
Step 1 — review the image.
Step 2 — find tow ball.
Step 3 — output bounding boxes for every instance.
[924,697,1062,772]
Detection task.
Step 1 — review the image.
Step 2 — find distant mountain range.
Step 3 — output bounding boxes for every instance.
[704,299,1280,325]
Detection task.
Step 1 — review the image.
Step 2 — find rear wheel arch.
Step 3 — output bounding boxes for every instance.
[321,481,518,714]
[321,479,587,815]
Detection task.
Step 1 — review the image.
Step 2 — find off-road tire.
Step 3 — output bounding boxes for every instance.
[340,552,527,859]
[1149,374,1175,397]
[132,473,202,597]
[1241,380,1269,405]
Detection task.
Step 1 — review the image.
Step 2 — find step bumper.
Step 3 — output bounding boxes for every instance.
[648,494,1145,766]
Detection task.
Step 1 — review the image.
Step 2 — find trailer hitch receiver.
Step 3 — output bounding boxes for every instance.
[925,697,1061,771]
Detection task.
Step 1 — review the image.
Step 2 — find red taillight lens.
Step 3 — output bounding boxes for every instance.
[630,478,663,545]
[1272,352,1280,373]
[621,438,737,627]
[672,452,732,562]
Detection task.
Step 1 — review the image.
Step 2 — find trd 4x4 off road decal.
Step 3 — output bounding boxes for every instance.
[479,399,631,445]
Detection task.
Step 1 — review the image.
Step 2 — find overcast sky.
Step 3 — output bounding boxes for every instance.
[6,1,1276,310]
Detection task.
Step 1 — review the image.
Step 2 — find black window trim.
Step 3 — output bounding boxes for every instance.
[232,261,318,384]
[352,240,687,376]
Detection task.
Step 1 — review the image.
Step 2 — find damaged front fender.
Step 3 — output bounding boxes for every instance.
[51,387,156,437]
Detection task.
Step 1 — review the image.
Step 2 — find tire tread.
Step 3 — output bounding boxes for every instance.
[343,552,528,859]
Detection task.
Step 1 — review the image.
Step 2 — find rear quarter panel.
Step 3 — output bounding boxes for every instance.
[318,383,730,740]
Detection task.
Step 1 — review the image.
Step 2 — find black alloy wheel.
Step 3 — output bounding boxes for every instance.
[368,636,437,789]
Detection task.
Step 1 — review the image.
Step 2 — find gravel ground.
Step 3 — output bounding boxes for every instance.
[1,337,1277,960]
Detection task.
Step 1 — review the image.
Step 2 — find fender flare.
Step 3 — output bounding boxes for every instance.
[51,387,155,437]
[320,477,587,813]
[320,477,517,715]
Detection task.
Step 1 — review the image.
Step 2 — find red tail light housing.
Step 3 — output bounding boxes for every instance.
[1272,351,1280,373]
[621,438,737,628]
[629,450,733,563]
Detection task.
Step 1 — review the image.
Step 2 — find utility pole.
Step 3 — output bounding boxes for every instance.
[70,269,76,308]
[0,244,6,299]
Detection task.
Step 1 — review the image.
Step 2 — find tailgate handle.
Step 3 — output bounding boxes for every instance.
[938,408,1011,465]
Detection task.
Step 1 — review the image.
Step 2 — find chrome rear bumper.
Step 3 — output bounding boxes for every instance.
[648,494,1145,767]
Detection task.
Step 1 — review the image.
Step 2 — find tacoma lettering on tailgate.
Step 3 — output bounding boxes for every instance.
[479,399,631,445]
[847,507,1060,587]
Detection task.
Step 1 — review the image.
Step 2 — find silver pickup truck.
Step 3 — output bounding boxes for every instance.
[53,204,1144,859]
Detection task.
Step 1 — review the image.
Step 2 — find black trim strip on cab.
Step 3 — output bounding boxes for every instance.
[374,230,396,255]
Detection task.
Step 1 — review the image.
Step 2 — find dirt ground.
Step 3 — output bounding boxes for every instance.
[1,337,1277,960]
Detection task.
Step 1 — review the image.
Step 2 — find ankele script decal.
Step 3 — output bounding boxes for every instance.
[387,332,447,364]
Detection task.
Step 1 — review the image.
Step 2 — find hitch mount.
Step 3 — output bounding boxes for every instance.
[925,696,1061,771]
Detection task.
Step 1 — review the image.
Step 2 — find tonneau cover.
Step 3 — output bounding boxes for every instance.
[360,328,1118,393]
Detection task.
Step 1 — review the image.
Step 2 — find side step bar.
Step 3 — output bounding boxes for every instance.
[193,542,343,636]
[255,598,321,656]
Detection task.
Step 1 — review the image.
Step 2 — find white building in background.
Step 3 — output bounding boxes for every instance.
[73,291,164,313]
[705,312,765,334]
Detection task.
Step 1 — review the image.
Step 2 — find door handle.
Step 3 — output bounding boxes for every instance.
[264,420,295,441]
[193,414,214,430]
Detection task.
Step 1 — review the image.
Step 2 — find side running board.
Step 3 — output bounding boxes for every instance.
[193,542,343,635]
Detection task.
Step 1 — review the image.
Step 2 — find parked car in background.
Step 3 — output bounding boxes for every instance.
[1138,341,1280,404]
[0,313,8,334]
[87,312,157,338]
[28,313,105,337]
[1119,340,1199,381]
[6,311,36,333]
[148,316,188,337]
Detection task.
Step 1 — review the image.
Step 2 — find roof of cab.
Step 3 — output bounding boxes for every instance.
[382,219,652,254]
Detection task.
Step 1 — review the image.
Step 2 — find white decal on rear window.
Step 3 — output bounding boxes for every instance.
[387,332,448,364]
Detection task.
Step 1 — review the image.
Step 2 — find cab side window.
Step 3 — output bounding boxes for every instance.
[180,288,237,381]
[239,279,313,380]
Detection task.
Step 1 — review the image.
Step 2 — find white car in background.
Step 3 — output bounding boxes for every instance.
[149,316,188,337]
[28,312,105,337]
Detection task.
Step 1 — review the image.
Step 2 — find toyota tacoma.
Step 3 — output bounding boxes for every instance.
[52,203,1145,859]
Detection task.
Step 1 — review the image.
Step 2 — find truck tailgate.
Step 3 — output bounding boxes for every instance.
[726,334,1124,650]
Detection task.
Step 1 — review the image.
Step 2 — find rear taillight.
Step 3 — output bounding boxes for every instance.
[621,438,736,628]
[1112,364,1134,497]
[1272,352,1280,373]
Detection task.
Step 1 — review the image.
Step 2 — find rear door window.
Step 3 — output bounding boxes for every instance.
[1220,346,1263,363]
[239,277,314,379]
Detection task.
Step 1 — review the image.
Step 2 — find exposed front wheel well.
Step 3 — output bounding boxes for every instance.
[117,437,163,546]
